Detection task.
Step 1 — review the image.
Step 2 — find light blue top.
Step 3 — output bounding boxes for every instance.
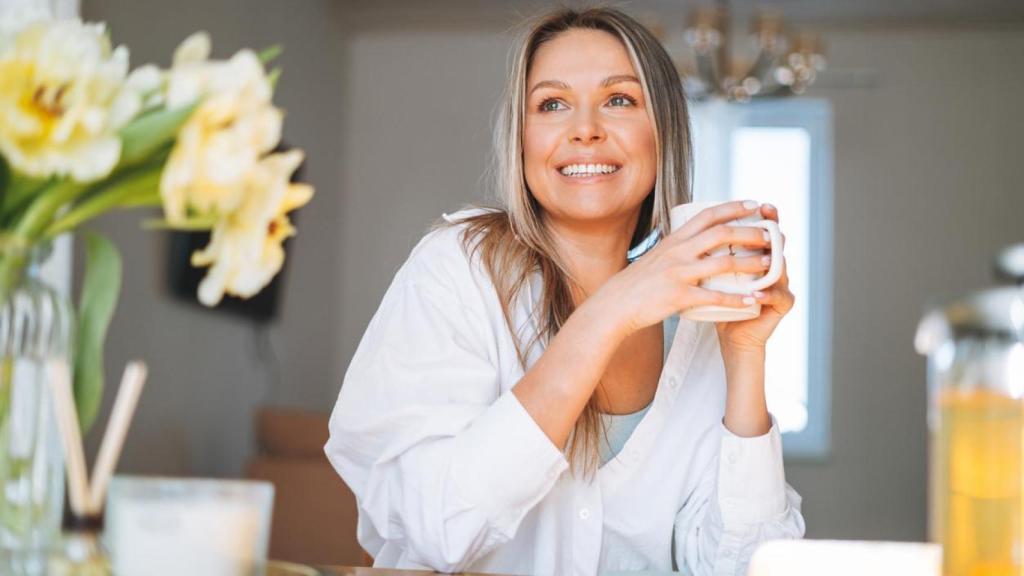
[598,403,653,465]
[598,316,679,466]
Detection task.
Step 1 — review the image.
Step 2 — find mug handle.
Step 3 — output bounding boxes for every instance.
[743,220,784,292]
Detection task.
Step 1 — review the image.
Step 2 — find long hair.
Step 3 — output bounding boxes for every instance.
[452,6,692,475]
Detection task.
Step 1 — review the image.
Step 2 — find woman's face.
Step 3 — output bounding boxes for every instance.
[523,28,657,231]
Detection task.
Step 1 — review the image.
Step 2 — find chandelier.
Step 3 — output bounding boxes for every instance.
[681,3,826,102]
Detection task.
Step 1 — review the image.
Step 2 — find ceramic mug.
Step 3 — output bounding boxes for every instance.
[671,201,784,322]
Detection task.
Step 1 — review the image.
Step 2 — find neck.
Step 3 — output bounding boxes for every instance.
[543,211,641,300]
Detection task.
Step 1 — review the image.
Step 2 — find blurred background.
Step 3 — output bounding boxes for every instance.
[65,0,1024,565]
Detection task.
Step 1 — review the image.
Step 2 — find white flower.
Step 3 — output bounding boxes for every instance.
[159,33,281,222]
[191,149,312,306]
[0,5,50,51]
[0,19,142,181]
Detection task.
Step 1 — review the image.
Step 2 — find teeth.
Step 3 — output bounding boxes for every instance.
[559,163,620,177]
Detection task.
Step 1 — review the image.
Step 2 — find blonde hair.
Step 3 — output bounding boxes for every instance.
[454,6,692,475]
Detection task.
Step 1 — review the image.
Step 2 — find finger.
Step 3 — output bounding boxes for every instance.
[672,200,760,240]
[685,286,753,309]
[686,225,770,257]
[760,203,779,223]
[684,254,770,281]
[752,286,796,315]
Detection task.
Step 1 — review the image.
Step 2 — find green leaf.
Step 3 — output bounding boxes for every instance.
[118,103,197,168]
[0,155,9,195]
[257,44,282,64]
[267,67,282,91]
[74,234,122,432]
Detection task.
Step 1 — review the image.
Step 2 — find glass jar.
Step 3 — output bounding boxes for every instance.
[0,243,74,563]
[915,243,1024,576]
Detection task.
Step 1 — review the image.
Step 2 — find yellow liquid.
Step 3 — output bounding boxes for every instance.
[935,389,1024,576]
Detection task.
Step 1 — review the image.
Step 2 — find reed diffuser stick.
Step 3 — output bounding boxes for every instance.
[89,361,147,513]
[48,359,91,517]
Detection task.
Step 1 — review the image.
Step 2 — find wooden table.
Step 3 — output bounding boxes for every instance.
[321,567,494,576]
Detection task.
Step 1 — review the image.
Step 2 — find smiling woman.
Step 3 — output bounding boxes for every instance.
[524,31,657,227]
[326,6,805,576]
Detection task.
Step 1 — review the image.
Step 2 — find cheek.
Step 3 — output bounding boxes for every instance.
[522,122,559,192]
[619,121,657,188]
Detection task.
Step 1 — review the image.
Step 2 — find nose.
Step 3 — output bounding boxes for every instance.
[568,107,605,144]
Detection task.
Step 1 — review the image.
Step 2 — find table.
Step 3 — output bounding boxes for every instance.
[321,568,491,576]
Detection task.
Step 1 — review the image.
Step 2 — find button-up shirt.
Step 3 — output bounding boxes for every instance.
[325,211,805,576]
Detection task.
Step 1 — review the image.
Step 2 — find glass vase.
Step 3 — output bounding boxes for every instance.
[0,243,74,562]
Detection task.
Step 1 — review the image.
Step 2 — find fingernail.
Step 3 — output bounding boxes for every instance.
[753,291,767,299]
[743,200,759,210]
[761,255,771,266]
[764,203,776,211]
[742,296,756,305]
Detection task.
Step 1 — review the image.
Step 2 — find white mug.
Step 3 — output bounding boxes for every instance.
[670,201,784,322]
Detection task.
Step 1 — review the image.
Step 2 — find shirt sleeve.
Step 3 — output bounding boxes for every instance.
[324,231,568,573]
[673,418,806,576]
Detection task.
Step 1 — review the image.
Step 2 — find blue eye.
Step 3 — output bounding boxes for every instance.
[539,98,566,112]
[609,94,636,107]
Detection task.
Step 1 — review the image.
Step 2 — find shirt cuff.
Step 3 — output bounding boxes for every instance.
[450,391,569,533]
[716,416,788,527]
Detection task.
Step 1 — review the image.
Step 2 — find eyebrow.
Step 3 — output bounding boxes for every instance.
[528,74,641,96]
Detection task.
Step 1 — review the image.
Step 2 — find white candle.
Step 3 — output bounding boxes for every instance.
[748,539,941,576]
[105,476,274,576]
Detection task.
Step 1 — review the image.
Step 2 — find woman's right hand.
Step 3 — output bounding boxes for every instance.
[593,200,773,339]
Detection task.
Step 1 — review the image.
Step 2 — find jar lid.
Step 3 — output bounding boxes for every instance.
[915,286,1024,354]
[997,243,1024,284]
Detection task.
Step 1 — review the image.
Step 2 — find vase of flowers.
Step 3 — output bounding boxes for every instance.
[0,13,313,555]
[0,242,73,554]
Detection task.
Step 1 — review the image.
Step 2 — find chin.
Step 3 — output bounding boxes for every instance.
[548,194,637,226]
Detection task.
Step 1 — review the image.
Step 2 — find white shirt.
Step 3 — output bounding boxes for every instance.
[325,211,805,576]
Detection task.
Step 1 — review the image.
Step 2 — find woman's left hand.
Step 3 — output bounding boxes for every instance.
[715,204,795,356]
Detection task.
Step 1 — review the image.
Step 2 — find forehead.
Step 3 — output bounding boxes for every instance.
[527,28,637,85]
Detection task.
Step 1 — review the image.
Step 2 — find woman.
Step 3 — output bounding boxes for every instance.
[326,7,805,575]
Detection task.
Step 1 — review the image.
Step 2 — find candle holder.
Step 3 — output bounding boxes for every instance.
[104,476,274,576]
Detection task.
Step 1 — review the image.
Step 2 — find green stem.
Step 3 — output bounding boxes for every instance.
[0,179,89,297]
[44,169,163,239]
[15,179,89,239]
[0,175,51,224]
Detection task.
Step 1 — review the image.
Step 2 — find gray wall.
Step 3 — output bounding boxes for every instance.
[80,0,1024,542]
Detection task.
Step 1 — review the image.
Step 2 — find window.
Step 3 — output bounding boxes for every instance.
[690,99,833,459]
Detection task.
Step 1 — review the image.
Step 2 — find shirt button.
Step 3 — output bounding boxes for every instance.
[578,508,590,520]
[668,376,678,388]
[726,450,740,465]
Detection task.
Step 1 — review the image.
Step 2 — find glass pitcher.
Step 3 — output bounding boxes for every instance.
[915,243,1024,576]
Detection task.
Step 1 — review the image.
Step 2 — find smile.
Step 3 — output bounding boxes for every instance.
[558,163,621,178]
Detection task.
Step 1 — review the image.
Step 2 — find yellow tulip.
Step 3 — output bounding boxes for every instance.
[191,149,312,306]
[159,33,282,223]
[0,19,141,181]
